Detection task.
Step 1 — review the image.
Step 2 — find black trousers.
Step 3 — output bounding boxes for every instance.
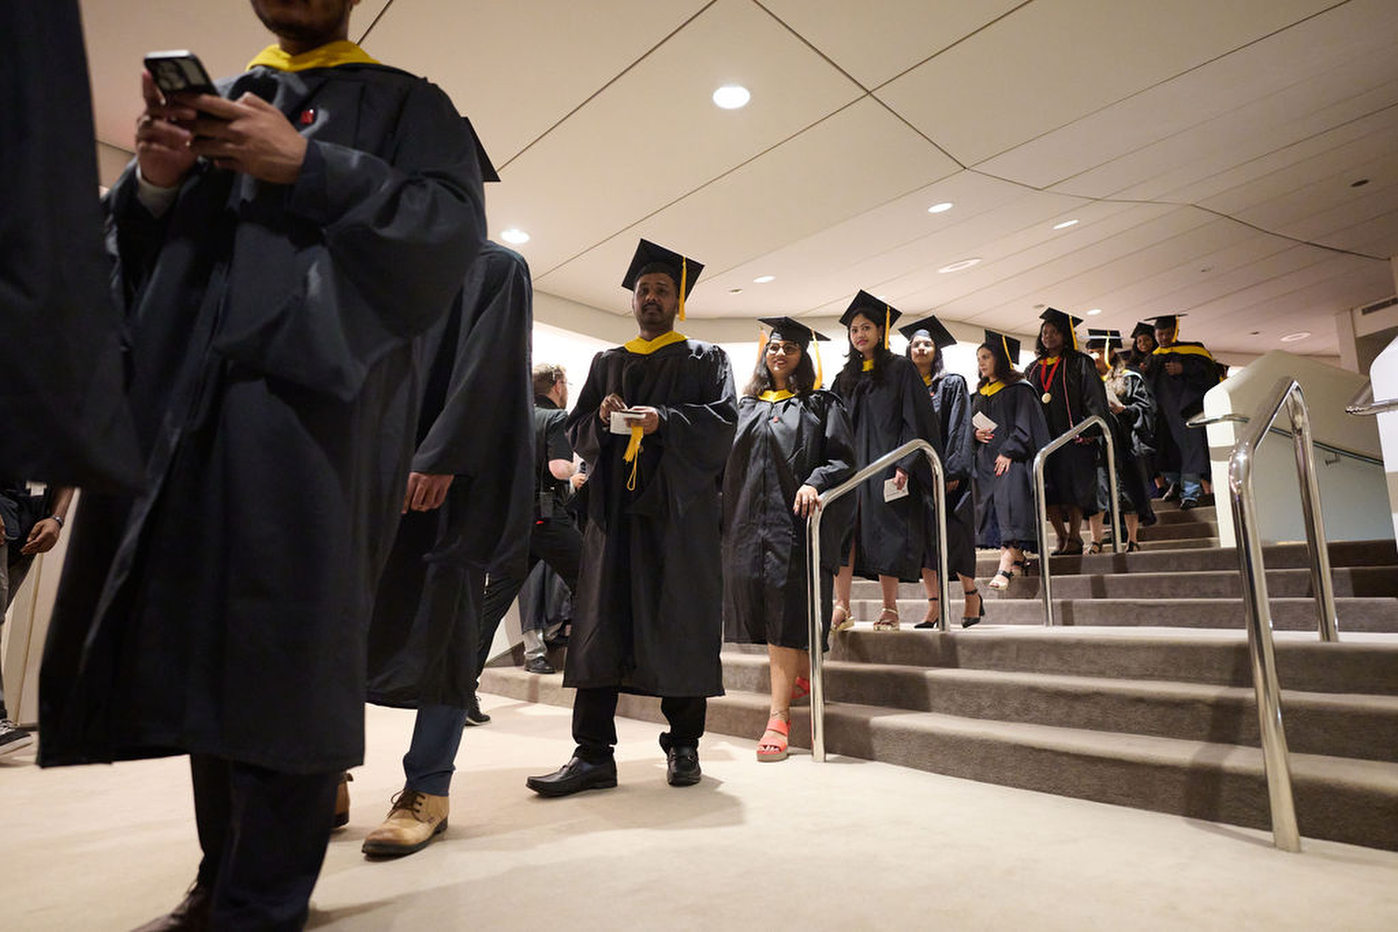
[476,514,582,676]
[190,755,339,931]
[571,687,706,763]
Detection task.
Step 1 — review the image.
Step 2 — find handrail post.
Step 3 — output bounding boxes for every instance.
[1286,391,1340,641]
[1033,415,1119,626]
[804,439,948,762]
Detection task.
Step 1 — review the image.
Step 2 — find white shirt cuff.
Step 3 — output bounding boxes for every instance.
[135,166,180,218]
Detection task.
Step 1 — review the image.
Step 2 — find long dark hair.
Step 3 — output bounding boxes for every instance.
[976,343,1024,391]
[744,342,818,397]
[904,334,945,380]
[838,311,893,384]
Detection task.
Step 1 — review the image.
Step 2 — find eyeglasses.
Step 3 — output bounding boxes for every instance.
[766,343,801,355]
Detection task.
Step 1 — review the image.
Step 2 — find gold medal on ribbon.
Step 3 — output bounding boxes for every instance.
[1041,391,1052,404]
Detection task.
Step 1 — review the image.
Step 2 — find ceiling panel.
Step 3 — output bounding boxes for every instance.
[757,0,1026,88]
[483,0,863,276]
[875,0,1337,166]
[361,0,707,161]
[80,0,393,150]
[534,97,959,315]
[975,0,1398,192]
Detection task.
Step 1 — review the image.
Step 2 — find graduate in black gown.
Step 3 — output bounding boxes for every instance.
[723,318,855,762]
[830,293,942,631]
[527,240,736,797]
[1085,329,1157,552]
[1144,314,1220,509]
[37,4,487,925]
[973,332,1051,590]
[362,237,535,857]
[1023,308,1112,555]
[900,315,983,628]
[1128,321,1159,372]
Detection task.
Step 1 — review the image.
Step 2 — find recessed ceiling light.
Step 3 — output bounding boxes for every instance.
[928,202,954,214]
[500,228,530,245]
[1052,219,1079,230]
[1086,308,1103,316]
[1351,178,1370,188]
[712,85,751,109]
[1280,331,1311,343]
[753,275,775,284]
[728,287,743,294]
[938,258,982,273]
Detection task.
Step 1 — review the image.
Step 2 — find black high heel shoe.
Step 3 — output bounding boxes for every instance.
[961,588,984,628]
[914,597,940,629]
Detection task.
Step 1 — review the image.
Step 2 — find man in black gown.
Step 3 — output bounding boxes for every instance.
[39,2,486,926]
[526,240,736,797]
[1145,314,1219,510]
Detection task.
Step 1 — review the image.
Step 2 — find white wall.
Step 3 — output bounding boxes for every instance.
[1201,352,1390,547]
[1370,333,1398,543]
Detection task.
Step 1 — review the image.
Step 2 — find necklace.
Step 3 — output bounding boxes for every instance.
[1037,356,1063,404]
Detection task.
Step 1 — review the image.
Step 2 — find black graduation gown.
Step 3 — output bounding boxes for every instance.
[923,372,977,579]
[0,2,142,491]
[973,381,1051,548]
[366,243,534,709]
[1024,350,1111,515]
[38,62,486,774]
[1146,343,1217,477]
[722,391,856,651]
[1100,368,1158,525]
[831,355,943,581]
[563,338,737,697]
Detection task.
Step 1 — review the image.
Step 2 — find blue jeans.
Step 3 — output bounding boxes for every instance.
[402,704,468,796]
[1163,472,1202,502]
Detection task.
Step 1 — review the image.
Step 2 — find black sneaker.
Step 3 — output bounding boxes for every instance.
[0,719,35,759]
[524,657,555,675]
[463,693,491,726]
[1180,498,1199,511]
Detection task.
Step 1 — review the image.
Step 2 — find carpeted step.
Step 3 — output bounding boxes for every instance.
[715,652,1398,762]
[845,595,1398,630]
[967,539,1397,576]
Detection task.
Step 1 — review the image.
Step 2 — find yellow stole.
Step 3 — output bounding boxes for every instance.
[246,41,380,72]
[1153,344,1215,362]
[862,359,874,372]
[623,331,687,355]
[758,390,795,403]
[978,380,1007,397]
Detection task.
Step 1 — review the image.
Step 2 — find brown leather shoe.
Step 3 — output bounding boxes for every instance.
[361,789,449,858]
[334,771,352,829]
[131,881,212,932]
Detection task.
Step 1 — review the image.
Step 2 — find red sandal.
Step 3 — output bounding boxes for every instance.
[791,676,810,704]
[757,714,790,762]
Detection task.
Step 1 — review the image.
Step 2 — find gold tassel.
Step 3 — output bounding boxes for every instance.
[883,304,890,350]
[624,424,643,492]
[1001,335,1012,366]
[756,325,767,371]
[814,338,823,389]
[678,258,687,322]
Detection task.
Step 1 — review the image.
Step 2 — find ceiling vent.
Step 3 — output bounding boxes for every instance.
[1358,295,1398,315]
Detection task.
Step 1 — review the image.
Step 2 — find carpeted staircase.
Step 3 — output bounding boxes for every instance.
[479,499,1398,851]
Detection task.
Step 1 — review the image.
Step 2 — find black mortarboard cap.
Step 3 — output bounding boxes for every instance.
[1085,328,1123,350]
[1038,307,1083,335]
[983,329,1020,365]
[462,117,499,183]
[839,291,902,329]
[1130,321,1156,340]
[898,314,956,349]
[1147,314,1186,329]
[759,316,828,349]
[623,239,703,320]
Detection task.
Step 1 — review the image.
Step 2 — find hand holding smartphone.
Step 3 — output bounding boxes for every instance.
[144,51,217,98]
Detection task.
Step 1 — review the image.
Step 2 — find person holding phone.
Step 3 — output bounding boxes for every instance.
[38,1,488,927]
[973,331,1051,590]
[829,294,942,631]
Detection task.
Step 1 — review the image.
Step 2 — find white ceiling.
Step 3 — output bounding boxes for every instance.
[80,0,1398,357]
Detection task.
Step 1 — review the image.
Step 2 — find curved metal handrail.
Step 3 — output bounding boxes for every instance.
[804,439,948,762]
[1345,382,1398,417]
[1188,411,1384,466]
[1031,415,1121,627]
[1228,377,1340,854]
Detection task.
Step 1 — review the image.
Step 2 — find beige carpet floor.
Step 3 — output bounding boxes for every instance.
[3,695,1396,931]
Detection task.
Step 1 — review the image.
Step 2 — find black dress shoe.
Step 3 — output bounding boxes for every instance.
[132,881,212,932]
[524,657,556,674]
[526,756,617,797]
[463,692,490,726]
[1179,497,1199,511]
[666,746,701,787]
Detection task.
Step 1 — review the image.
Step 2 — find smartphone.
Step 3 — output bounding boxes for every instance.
[144,50,217,97]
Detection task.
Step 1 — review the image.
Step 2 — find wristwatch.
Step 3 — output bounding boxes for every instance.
[48,515,64,528]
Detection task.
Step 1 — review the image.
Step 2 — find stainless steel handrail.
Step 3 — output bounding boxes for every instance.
[1345,383,1398,417]
[804,439,948,762]
[1189,411,1384,466]
[1031,415,1121,627]
[1228,377,1340,853]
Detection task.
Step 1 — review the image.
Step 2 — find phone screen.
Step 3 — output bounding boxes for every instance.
[145,51,216,97]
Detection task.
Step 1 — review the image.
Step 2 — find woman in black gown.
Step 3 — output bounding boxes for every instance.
[900,315,983,628]
[973,331,1051,590]
[830,293,941,631]
[1023,308,1111,555]
[1085,329,1157,552]
[723,317,855,761]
